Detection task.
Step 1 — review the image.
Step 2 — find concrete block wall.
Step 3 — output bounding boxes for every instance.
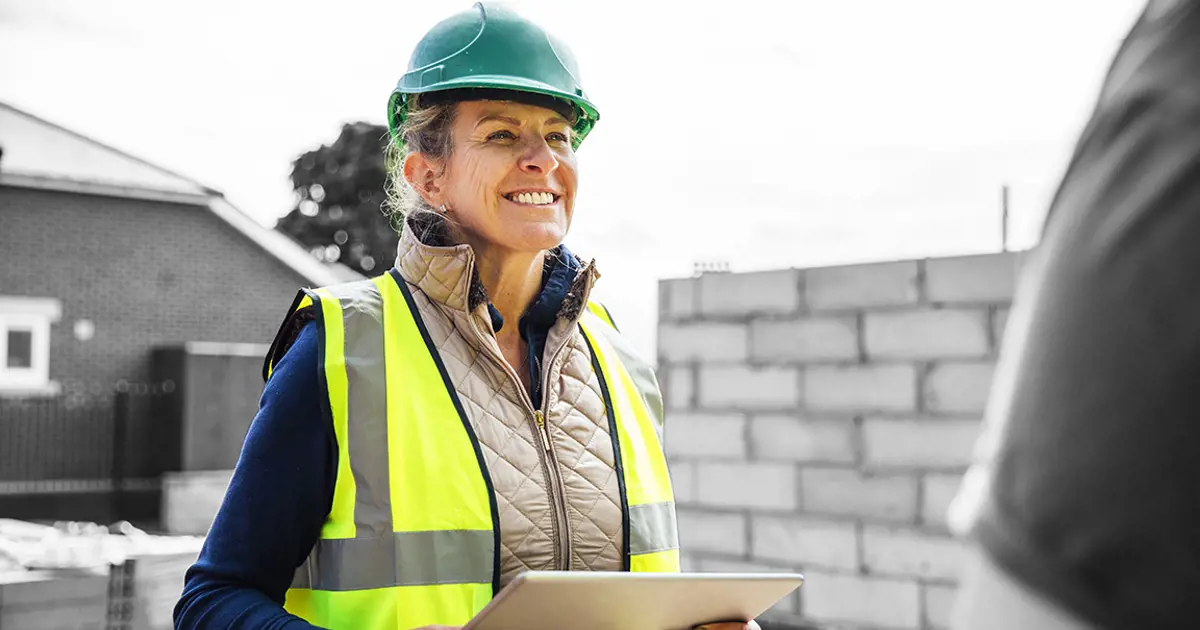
[658,252,1022,630]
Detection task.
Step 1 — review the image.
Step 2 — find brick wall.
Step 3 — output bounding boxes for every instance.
[0,186,311,389]
[659,252,1022,630]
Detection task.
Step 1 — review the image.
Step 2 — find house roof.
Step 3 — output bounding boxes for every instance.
[0,101,354,287]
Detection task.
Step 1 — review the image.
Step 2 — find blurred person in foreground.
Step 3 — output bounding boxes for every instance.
[950,1,1200,628]
[174,3,755,629]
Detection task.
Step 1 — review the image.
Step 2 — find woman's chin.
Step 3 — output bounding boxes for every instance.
[498,222,568,253]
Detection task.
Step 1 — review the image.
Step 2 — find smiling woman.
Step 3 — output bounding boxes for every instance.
[389,96,580,268]
[172,3,756,630]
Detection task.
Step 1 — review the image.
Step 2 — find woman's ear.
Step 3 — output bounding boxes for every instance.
[402,152,445,207]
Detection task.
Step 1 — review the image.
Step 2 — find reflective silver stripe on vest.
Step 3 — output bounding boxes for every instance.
[324,281,392,537]
[629,501,679,555]
[291,529,495,591]
[587,311,666,443]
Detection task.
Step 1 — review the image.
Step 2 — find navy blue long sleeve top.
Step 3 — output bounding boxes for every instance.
[174,248,583,630]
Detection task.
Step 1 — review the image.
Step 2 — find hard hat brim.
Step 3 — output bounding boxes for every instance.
[388,77,599,150]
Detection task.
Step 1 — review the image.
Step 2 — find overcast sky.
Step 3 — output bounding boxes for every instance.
[0,0,1147,357]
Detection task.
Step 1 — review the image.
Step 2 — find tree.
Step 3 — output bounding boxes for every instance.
[276,122,397,275]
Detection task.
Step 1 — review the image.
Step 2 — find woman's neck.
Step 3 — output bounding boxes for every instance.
[472,243,546,339]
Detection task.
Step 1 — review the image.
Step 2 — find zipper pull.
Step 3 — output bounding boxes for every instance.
[535,410,550,451]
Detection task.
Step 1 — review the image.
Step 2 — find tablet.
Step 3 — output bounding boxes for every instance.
[463,571,805,630]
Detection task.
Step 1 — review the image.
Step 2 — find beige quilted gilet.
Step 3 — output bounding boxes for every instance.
[394,226,625,588]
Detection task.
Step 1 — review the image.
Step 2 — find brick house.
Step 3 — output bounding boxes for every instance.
[0,101,356,393]
[0,101,359,520]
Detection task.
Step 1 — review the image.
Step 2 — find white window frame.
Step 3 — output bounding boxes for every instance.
[0,296,62,396]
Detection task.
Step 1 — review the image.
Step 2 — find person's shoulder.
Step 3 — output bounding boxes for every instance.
[268,316,319,383]
[263,290,321,382]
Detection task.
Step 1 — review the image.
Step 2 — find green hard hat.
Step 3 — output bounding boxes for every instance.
[388,2,599,150]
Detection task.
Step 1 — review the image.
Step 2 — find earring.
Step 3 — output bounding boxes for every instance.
[439,204,449,213]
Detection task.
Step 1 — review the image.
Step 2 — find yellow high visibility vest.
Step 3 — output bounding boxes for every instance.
[264,270,678,629]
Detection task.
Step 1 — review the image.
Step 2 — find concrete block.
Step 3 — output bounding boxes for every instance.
[861,418,981,469]
[2,602,108,630]
[697,557,794,573]
[115,551,204,630]
[750,415,855,464]
[697,461,797,510]
[677,508,748,556]
[749,317,859,363]
[800,468,918,523]
[924,362,995,414]
[862,526,965,581]
[670,460,697,504]
[751,515,858,571]
[922,473,964,528]
[924,583,959,630]
[699,365,801,410]
[802,570,921,629]
[664,364,695,411]
[162,469,233,535]
[864,309,990,360]
[925,253,1018,303]
[699,269,802,317]
[0,571,108,607]
[0,571,109,630]
[661,277,698,320]
[804,364,917,412]
[665,413,747,459]
[806,260,920,310]
[659,322,748,363]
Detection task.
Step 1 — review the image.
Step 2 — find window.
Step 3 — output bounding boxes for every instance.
[0,296,61,395]
[8,328,33,368]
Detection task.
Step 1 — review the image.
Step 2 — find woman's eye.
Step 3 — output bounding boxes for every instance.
[487,130,516,141]
[547,132,570,144]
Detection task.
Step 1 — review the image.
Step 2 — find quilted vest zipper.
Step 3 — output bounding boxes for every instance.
[534,410,550,451]
[468,311,573,570]
[535,336,575,570]
[532,324,578,568]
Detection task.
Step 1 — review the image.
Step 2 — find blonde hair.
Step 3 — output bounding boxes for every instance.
[383,94,458,233]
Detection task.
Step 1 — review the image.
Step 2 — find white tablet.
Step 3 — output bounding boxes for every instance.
[463,571,805,630]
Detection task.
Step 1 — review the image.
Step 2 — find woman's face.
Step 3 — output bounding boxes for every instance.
[416,99,579,255]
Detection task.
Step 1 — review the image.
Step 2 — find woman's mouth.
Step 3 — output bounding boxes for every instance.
[504,191,560,206]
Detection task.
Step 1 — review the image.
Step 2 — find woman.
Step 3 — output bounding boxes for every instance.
[175,3,758,629]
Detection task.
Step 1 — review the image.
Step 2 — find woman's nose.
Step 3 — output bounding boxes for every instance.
[519,138,559,174]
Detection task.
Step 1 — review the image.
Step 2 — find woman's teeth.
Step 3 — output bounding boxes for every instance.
[508,192,555,205]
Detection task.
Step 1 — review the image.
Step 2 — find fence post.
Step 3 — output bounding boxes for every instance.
[111,381,131,519]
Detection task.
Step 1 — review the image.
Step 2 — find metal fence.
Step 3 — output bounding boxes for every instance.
[0,380,178,491]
